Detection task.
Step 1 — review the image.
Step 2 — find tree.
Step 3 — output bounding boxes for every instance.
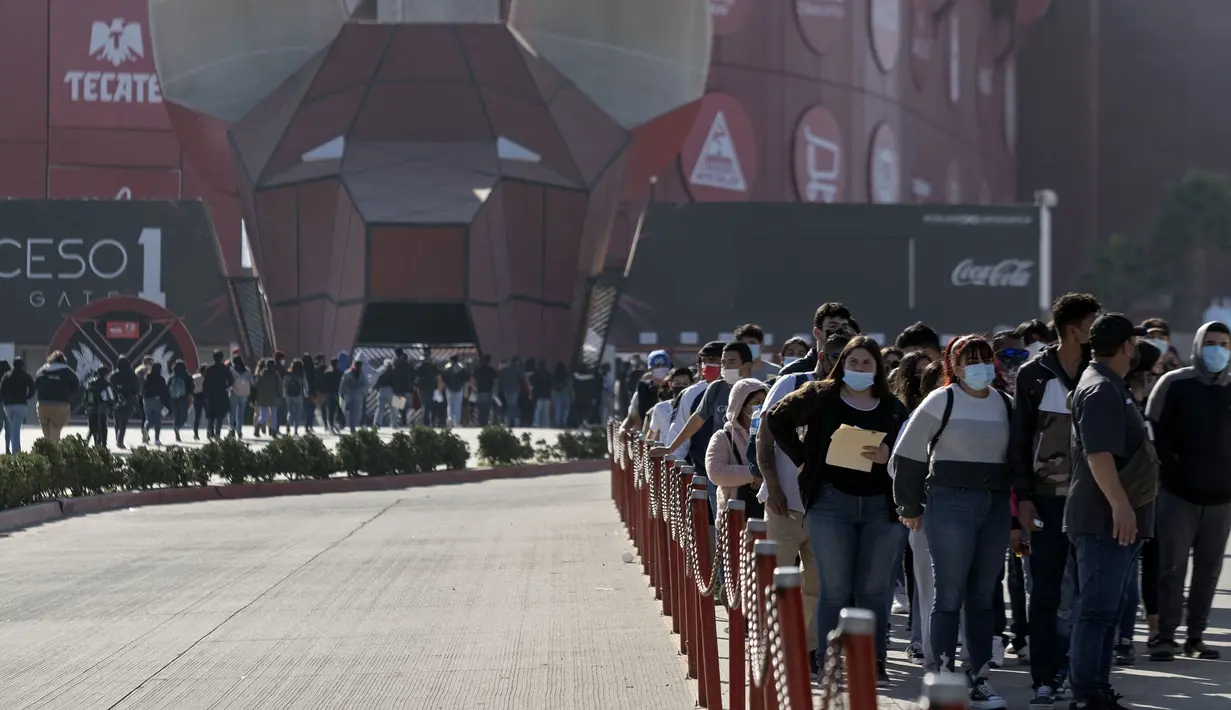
[1149,170,1231,315]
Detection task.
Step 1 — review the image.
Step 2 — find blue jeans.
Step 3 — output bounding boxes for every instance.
[287,397,304,431]
[230,395,248,434]
[808,485,906,660]
[446,389,463,426]
[1119,558,1140,641]
[171,398,189,431]
[257,405,279,434]
[503,392,520,426]
[377,387,395,428]
[923,486,1011,676]
[552,392,570,428]
[142,397,164,441]
[533,398,551,427]
[3,404,24,453]
[1070,534,1141,703]
[344,394,365,429]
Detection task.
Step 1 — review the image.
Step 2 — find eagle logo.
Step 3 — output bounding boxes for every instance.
[89,18,144,67]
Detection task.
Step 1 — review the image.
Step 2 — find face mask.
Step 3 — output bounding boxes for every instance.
[722,368,741,385]
[670,385,687,396]
[961,363,996,391]
[748,344,762,360]
[1145,338,1169,357]
[701,364,721,382]
[651,367,669,381]
[1202,345,1231,373]
[744,403,760,419]
[783,356,800,367]
[843,370,875,392]
[1027,342,1045,357]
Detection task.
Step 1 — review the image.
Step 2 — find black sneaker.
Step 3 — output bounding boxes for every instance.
[809,649,820,678]
[1030,685,1056,708]
[969,676,1007,709]
[1184,638,1220,659]
[876,660,890,687]
[1150,639,1179,662]
[1113,639,1136,665]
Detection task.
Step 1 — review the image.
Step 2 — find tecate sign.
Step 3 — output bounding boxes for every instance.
[63,19,162,105]
[950,258,1034,287]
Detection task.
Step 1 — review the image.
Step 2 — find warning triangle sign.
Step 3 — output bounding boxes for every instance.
[689,110,748,193]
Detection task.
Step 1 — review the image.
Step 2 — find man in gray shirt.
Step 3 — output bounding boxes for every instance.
[735,323,781,381]
[1066,313,1154,710]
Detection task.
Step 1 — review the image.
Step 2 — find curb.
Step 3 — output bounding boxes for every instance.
[0,459,605,534]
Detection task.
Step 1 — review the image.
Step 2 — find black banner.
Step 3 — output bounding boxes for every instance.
[0,200,235,345]
[613,203,1042,349]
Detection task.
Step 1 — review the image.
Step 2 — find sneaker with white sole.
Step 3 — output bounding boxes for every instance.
[970,676,1008,709]
[891,593,910,615]
[1029,684,1055,708]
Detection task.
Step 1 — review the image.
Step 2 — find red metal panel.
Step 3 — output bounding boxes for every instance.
[0,0,49,142]
[297,299,327,356]
[338,197,366,301]
[263,87,365,180]
[467,201,499,303]
[501,181,545,299]
[368,226,466,300]
[0,142,48,198]
[49,0,170,131]
[468,304,503,359]
[253,187,299,303]
[182,161,243,277]
[269,305,301,357]
[48,127,180,169]
[543,188,587,303]
[48,166,180,199]
[296,180,341,299]
[332,304,362,353]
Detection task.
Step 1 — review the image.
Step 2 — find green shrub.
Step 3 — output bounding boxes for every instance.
[477,425,532,466]
[533,438,560,463]
[264,435,311,481]
[299,434,337,480]
[34,436,125,497]
[436,429,470,470]
[336,429,393,477]
[166,446,209,487]
[0,453,52,509]
[125,446,175,490]
[198,437,260,485]
[556,425,608,461]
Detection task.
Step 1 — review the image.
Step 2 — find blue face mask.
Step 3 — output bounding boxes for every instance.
[961,363,996,391]
[1201,345,1230,373]
[783,356,800,367]
[748,343,762,360]
[843,370,875,392]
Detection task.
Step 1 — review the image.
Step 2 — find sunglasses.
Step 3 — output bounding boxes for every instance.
[997,349,1029,364]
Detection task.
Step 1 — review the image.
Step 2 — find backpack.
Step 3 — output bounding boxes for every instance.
[726,430,766,519]
[169,376,187,399]
[84,385,101,409]
[232,373,251,397]
[285,376,303,398]
[927,386,1014,458]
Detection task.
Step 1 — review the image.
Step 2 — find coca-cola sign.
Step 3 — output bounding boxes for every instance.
[951,258,1034,287]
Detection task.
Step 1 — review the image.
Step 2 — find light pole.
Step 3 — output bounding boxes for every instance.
[1035,189,1058,319]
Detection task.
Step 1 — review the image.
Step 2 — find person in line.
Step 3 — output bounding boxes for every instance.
[139,362,170,446]
[551,362,572,428]
[229,355,254,438]
[413,357,439,427]
[110,357,139,448]
[321,358,343,434]
[1066,314,1156,710]
[1018,319,1054,359]
[253,359,281,437]
[134,356,152,433]
[529,362,552,428]
[340,360,368,431]
[660,342,725,468]
[1140,318,1171,365]
[621,350,672,432]
[192,364,208,439]
[300,354,320,432]
[471,355,498,426]
[442,355,468,427]
[645,367,693,442]
[499,356,525,427]
[767,336,906,686]
[374,358,398,429]
[202,350,234,440]
[891,334,1013,709]
[992,330,1030,397]
[882,347,904,374]
[284,359,307,434]
[1009,292,1101,704]
[271,351,289,432]
[755,332,852,674]
[0,358,36,454]
[780,302,854,377]
[83,365,115,449]
[1144,321,1231,662]
[779,337,811,371]
[895,321,945,363]
[34,351,79,443]
[168,360,194,442]
[735,323,781,381]
[706,378,768,517]
[0,360,9,451]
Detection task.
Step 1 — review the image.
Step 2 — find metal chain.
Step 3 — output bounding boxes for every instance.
[728,526,748,614]
[648,460,661,520]
[701,510,727,598]
[683,490,698,581]
[768,586,792,710]
[816,631,847,710]
[741,527,758,666]
[748,571,768,688]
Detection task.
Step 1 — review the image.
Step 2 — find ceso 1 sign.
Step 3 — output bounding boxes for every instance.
[0,229,164,309]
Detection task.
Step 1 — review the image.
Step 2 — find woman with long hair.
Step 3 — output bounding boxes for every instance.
[140,362,170,446]
[891,350,935,413]
[890,335,1013,707]
[764,336,908,685]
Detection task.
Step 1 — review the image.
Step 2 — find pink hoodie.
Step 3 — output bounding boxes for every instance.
[705,378,768,514]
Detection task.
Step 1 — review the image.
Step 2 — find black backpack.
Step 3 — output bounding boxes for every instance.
[927,386,1014,457]
[285,376,303,398]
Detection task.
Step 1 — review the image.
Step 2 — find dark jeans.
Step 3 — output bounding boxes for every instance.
[807,486,905,660]
[476,392,493,426]
[193,396,206,435]
[1119,558,1140,641]
[1026,496,1072,686]
[142,397,164,441]
[323,397,340,430]
[114,405,133,445]
[1007,548,1028,643]
[1141,537,1160,616]
[1070,534,1141,703]
[418,388,438,427]
[171,397,189,431]
[923,486,1010,677]
[87,408,108,447]
[1156,490,1231,641]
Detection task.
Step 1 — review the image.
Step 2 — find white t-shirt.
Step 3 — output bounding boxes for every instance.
[647,400,673,441]
[665,380,708,459]
[757,372,815,513]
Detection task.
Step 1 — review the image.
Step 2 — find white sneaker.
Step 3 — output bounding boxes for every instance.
[990,636,1006,669]
[891,592,910,615]
[969,676,1007,710]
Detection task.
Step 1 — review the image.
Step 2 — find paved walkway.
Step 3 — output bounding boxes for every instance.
[0,471,691,709]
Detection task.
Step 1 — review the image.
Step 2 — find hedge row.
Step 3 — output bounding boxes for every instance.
[0,428,472,512]
[476,425,608,467]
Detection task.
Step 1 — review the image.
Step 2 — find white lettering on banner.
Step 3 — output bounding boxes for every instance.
[950,258,1034,288]
[0,238,129,280]
[63,19,162,105]
[797,0,846,19]
[138,228,165,306]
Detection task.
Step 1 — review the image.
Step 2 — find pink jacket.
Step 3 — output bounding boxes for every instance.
[705,378,767,514]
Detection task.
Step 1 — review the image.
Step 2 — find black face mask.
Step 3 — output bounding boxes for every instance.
[1080,341,1093,360]
[670,385,686,396]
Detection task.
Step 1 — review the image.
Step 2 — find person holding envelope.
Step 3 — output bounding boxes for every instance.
[763,335,908,686]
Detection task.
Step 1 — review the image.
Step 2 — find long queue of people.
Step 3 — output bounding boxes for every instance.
[623,295,1226,710]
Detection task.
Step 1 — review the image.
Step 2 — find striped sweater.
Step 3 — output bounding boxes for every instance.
[889,384,1014,518]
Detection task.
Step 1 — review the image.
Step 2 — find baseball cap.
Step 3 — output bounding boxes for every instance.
[698,340,726,358]
[1089,313,1148,351]
[648,349,671,369]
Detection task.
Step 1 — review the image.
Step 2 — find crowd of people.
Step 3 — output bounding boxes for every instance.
[0,347,616,453]
[623,296,1224,710]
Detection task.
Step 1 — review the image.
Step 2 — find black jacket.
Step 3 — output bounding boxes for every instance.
[203,362,234,409]
[111,368,140,408]
[141,373,170,402]
[0,369,36,405]
[321,368,342,396]
[1146,322,1231,505]
[34,362,80,404]
[1008,344,1088,502]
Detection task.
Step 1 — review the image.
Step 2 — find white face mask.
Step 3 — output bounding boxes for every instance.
[722,368,741,385]
[1145,338,1169,357]
[651,367,669,381]
[783,356,800,367]
[1027,342,1045,357]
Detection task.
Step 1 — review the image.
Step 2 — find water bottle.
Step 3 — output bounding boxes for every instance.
[749,404,762,436]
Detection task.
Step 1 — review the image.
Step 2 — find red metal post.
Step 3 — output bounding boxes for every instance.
[676,465,694,654]
[774,567,814,710]
[655,454,673,610]
[744,518,768,710]
[838,608,878,710]
[725,500,747,710]
[920,672,971,709]
[692,488,723,710]
[754,539,779,710]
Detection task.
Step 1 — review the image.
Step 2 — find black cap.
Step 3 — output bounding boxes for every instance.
[1134,340,1162,374]
[698,340,726,358]
[1089,313,1148,351]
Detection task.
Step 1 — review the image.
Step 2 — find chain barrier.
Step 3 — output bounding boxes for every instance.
[683,489,698,582]
[747,563,769,689]
[816,631,848,710]
[700,508,727,598]
[648,459,660,520]
[768,585,793,710]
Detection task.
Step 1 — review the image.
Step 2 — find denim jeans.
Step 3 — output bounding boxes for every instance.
[446,389,463,426]
[0,405,6,452]
[230,395,248,434]
[3,404,24,453]
[171,397,189,431]
[533,398,551,427]
[257,405,278,434]
[1069,534,1141,703]
[287,397,304,431]
[923,486,1011,676]
[1026,496,1072,685]
[503,391,520,426]
[476,392,493,426]
[142,397,164,441]
[552,392,569,428]
[377,387,395,428]
[344,394,365,430]
[1119,558,1140,641]
[808,485,905,660]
